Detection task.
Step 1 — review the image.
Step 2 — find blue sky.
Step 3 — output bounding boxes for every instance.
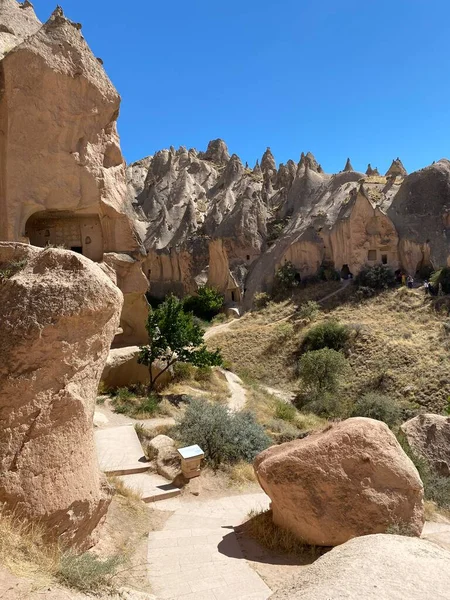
[34,0,450,174]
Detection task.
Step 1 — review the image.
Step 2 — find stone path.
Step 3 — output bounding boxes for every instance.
[147,493,272,600]
[95,425,149,475]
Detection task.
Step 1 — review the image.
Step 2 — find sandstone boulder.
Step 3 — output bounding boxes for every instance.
[270,534,450,600]
[254,417,424,546]
[401,414,450,476]
[0,243,123,549]
[148,435,185,486]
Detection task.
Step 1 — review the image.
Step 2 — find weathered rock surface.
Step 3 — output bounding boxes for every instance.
[0,0,41,60]
[254,417,424,546]
[0,243,123,549]
[270,534,450,600]
[101,346,172,390]
[401,414,450,476]
[0,4,146,345]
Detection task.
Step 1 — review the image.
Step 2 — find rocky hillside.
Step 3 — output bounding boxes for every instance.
[128,141,450,307]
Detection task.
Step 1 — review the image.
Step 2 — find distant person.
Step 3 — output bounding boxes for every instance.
[407,276,414,289]
[401,273,406,286]
[424,280,430,295]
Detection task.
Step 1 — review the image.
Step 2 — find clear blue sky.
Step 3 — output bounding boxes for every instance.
[34,0,450,174]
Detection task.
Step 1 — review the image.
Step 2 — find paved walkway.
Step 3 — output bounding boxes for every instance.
[147,493,272,600]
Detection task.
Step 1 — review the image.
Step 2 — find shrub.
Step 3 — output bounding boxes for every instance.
[317,262,341,282]
[58,552,123,594]
[253,292,271,310]
[274,399,296,422]
[302,320,350,352]
[183,286,224,320]
[211,312,228,324]
[297,300,320,323]
[274,321,294,340]
[274,261,301,292]
[0,259,27,283]
[194,365,213,382]
[298,392,346,419]
[135,394,160,416]
[298,348,349,394]
[430,267,450,295]
[351,392,402,427]
[355,264,396,290]
[175,399,270,468]
[172,362,196,382]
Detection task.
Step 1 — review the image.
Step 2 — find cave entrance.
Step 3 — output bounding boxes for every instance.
[25,211,104,262]
[382,254,388,265]
[340,264,351,280]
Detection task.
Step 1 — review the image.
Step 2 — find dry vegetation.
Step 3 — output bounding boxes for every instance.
[208,285,450,413]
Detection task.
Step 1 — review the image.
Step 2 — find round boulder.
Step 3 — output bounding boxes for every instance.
[254,417,424,546]
[401,413,450,476]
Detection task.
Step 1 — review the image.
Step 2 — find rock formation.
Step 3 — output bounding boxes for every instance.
[270,534,450,600]
[343,158,354,172]
[401,414,450,476]
[386,157,407,178]
[365,163,380,176]
[129,139,450,308]
[0,243,122,549]
[254,418,424,546]
[0,3,147,345]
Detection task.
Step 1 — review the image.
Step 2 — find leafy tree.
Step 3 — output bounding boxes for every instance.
[274,261,301,292]
[183,286,224,321]
[355,264,396,290]
[302,320,350,352]
[298,348,348,394]
[138,295,222,391]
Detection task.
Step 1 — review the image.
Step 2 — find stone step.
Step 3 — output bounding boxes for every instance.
[117,472,181,502]
[94,424,149,475]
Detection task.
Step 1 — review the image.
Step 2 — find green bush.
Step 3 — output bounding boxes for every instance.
[302,320,350,352]
[265,418,301,443]
[194,365,213,382]
[183,286,224,320]
[58,552,123,594]
[317,262,341,282]
[253,292,271,310]
[355,264,396,290]
[211,312,228,324]
[175,399,270,468]
[430,267,450,294]
[274,322,294,340]
[135,394,160,416]
[298,348,348,394]
[350,392,402,427]
[299,392,345,419]
[274,399,297,422]
[297,300,320,323]
[274,261,301,292]
[173,362,196,382]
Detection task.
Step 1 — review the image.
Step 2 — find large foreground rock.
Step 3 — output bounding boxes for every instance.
[401,413,450,476]
[254,417,424,546]
[270,534,450,600]
[0,243,123,549]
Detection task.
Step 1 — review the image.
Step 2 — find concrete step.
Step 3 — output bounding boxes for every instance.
[117,472,181,502]
[94,424,149,475]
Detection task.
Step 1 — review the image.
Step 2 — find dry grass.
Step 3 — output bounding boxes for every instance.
[0,507,59,585]
[107,476,143,503]
[243,509,326,559]
[227,462,258,486]
[162,366,230,404]
[208,286,450,413]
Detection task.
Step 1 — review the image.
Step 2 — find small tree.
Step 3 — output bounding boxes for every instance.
[351,392,402,428]
[274,261,300,291]
[138,295,222,391]
[299,348,348,394]
[183,286,224,321]
[430,267,450,294]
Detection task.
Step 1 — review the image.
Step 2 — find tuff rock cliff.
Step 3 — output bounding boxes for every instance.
[128,139,450,308]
